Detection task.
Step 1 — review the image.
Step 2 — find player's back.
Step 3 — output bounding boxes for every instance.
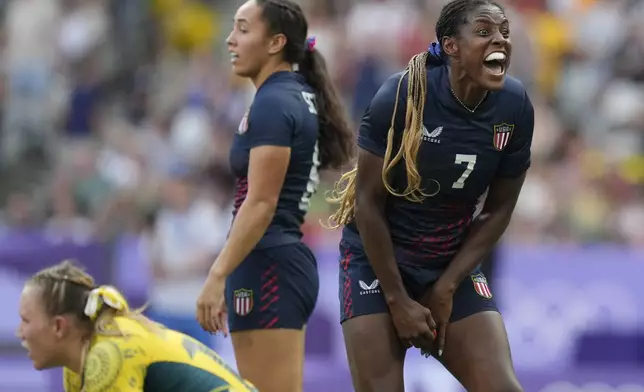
[64,316,256,392]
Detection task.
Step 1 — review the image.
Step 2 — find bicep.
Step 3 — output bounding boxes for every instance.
[355,148,388,214]
[83,341,144,392]
[246,146,291,205]
[481,172,526,214]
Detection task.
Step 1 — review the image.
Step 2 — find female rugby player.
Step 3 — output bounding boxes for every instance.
[195,0,353,391]
[17,260,256,392]
[327,0,533,391]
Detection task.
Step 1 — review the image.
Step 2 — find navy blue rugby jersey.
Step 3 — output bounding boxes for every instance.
[230,71,321,249]
[343,64,534,267]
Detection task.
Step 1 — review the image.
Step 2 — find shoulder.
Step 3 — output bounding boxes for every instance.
[496,75,531,110]
[381,71,408,96]
[368,71,408,110]
[111,315,149,336]
[84,341,128,391]
[252,83,302,114]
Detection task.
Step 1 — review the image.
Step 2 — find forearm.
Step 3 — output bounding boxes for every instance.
[209,200,275,278]
[355,205,407,304]
[438,211,511,291]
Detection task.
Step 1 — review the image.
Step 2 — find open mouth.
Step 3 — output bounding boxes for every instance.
[229,52,239,64]
[483,51,507,76]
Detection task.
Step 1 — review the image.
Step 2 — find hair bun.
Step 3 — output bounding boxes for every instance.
[306,36,316,52]
[84,286,130,320]
[427,41,446,66]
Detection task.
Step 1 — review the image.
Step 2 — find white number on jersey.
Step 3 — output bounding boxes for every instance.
[452,154,477,189]
[299,141,321,212]
[301,92,318,114]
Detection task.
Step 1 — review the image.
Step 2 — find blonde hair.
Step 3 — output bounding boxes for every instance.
[326,52,436,227]
[28,260,158,337]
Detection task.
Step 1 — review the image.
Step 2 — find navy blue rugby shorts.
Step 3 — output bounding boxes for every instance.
[338,239,498,323]
[226,242,319,332]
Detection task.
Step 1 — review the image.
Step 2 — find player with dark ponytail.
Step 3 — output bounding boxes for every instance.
[195,1,352,391]
[328,0,532,390]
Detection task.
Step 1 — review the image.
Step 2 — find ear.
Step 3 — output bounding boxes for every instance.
[441,36,459,58]
[267,33,288,56]
[52,315,71,339]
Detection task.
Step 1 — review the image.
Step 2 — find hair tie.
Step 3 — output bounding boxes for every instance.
[428,41,442,57]
[84,286,129,320]
[306,36,316,52]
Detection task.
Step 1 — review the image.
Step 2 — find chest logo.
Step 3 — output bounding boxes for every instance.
[422,126,443,144]
[237,110,249,135]
[492,123,514,151]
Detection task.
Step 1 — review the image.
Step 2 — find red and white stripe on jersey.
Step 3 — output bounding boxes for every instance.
[492,123,514,151]
[471,273,493,299]
[233,289,254,316]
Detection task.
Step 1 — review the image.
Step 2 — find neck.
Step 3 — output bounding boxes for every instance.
[63,339,89,374]
[251,61,293,90]
[447,66,488,108]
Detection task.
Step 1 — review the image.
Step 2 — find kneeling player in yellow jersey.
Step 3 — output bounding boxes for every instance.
[17,260,256,392]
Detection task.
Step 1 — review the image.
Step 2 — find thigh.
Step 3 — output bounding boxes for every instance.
[338,241,406,392]
[226,243,319,332]
[338,239,391,322]
[440,277,521,392]
[342,314,406,392]
[231,329,305,392]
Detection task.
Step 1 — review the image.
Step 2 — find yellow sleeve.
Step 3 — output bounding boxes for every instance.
[83,340,145,392]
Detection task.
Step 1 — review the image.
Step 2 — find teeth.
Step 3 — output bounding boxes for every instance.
[485,52,506,62]
[230,53,238,59]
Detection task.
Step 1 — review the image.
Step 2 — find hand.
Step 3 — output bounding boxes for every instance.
[196,272,229,336]
[419,282,454,357]
[389,296,437,350]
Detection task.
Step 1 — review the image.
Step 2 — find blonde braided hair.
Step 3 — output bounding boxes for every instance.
[326,52,437,228]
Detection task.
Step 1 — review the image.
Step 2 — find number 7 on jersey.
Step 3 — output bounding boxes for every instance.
[452,154,477,189]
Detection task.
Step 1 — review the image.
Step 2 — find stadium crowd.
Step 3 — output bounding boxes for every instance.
[0,0,642,273]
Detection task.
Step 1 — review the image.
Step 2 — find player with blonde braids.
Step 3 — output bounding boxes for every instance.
[17,260,256,391]
[331,0,535,391]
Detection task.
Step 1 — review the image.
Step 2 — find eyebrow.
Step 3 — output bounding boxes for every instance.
[472,16,508,25]
[233,17,249,23]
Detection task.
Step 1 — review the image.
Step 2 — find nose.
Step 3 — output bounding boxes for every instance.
[491,31,507,46]
[226,31,236,48]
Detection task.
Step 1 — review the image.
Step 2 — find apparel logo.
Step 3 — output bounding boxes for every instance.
[233,288,253,316]
[422,126,443,144]
[492,123,514,151]
[237,110,249,135]
[471,273,493,299]
[359,279,380,295]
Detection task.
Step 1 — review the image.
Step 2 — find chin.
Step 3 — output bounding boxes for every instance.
[231,64,253,79]
[480,75,506,91]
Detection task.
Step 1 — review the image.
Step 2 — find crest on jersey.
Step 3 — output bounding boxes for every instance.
[492,123,514,151]
[471,273,493,299]
[237,110,249,135]
[233,289,253,316]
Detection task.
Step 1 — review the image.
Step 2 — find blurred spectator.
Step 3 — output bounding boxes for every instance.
[2,0,61,164]
[146,163,232,347]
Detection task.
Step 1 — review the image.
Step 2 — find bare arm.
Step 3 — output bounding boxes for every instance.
[209,145,290,278]
[354,148,407,305]
[436,173,525,292]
